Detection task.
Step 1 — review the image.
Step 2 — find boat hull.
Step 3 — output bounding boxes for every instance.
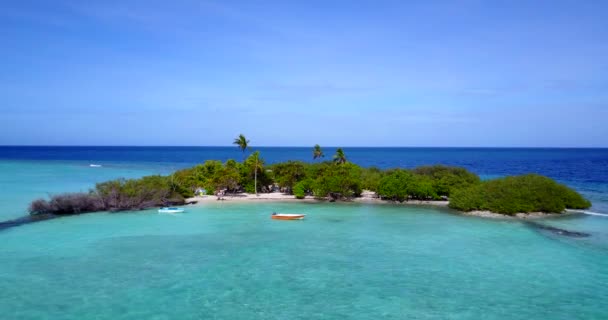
[271,214,305,220]
[158,208,185,214]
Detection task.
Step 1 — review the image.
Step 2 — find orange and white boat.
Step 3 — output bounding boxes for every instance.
[271,212,306,220]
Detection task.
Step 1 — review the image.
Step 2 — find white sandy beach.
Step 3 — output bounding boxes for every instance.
[187,190,449,207]
[187,192,318,204]
[186,190,567,219]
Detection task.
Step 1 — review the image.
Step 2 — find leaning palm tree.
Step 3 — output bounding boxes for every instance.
[313,144,324,160]
[246,151,264,195]
[333,148,347,164]
[233,134,250,161]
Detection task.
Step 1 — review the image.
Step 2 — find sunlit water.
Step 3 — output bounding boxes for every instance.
[1,150,608,319]
[1,202,607,319]
[0,160,169,220]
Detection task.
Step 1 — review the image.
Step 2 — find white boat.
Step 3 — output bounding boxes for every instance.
[271,213,306,220]
[158,207,185,214]
[89,164,102,168]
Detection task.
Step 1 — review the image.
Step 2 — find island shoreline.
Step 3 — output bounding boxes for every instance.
[185,192,575,220]
[0,192,582,232]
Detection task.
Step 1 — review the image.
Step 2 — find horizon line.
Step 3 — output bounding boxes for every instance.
[1,145,607,149]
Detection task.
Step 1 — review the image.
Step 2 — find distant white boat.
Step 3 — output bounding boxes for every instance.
[158,207,185,214]
[89,164,102,168]
[271,212,306,220]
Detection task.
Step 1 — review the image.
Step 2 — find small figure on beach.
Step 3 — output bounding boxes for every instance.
[216,190,225,200]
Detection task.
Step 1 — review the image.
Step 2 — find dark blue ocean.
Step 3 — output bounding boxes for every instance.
[2,146,608,178]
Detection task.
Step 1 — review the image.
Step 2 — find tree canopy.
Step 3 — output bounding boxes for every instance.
[313,144,324,160]
[29,157,591,216]
[448,174,591,214]
[333,148,347,164]
[233,134,250,157]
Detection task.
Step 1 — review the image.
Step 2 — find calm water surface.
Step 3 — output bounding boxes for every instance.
[1,203,607,320]
[0,147,607,319]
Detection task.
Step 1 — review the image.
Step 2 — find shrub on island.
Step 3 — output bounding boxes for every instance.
[29,175,184,215]
[172,160,224,197]
[448,174,591,215]
[312,162,363,200]
[376,166,480,202]
[293,179,313,199]
[377,170,413,202]
[269,161,307,193]
[29,193,104,214]
[361,166,384,192]
[270,161,365,199]
[412,165,480,197]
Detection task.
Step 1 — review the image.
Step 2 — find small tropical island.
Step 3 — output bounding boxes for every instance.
[27,135,591,219]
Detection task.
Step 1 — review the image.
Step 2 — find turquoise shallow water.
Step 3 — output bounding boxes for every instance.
[0,160,169,220]
[1,159,608,319]
[1,202,607,319]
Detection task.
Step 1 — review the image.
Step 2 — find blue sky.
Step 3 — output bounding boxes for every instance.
[1,0,607,147]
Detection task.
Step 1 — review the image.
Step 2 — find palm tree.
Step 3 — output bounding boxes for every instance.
[333,148,347,164]
[246,151,264,195]
[313,144,324,160]
[233,134,250,161]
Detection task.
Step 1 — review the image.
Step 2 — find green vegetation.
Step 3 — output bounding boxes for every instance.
[361,167,383,192]
[377,170,412,202]
[376,165,481,202]
[448,174,592,215]
[233,134,250,160]
[412,165,480,197]
[293,179,313,199]
[376,169,439,201]
[269,161,306,192]
[30,175,184,215]
[28,140,591,216]
[312,162,362,200]
[170,153,271,196]
[313,144,324,160]
[244,151,266,194]
[171,160,223,197]
[333,148,347,164]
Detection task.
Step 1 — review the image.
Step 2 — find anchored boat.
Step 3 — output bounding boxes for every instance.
[271,212,305,220]
[158,207,185,214]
